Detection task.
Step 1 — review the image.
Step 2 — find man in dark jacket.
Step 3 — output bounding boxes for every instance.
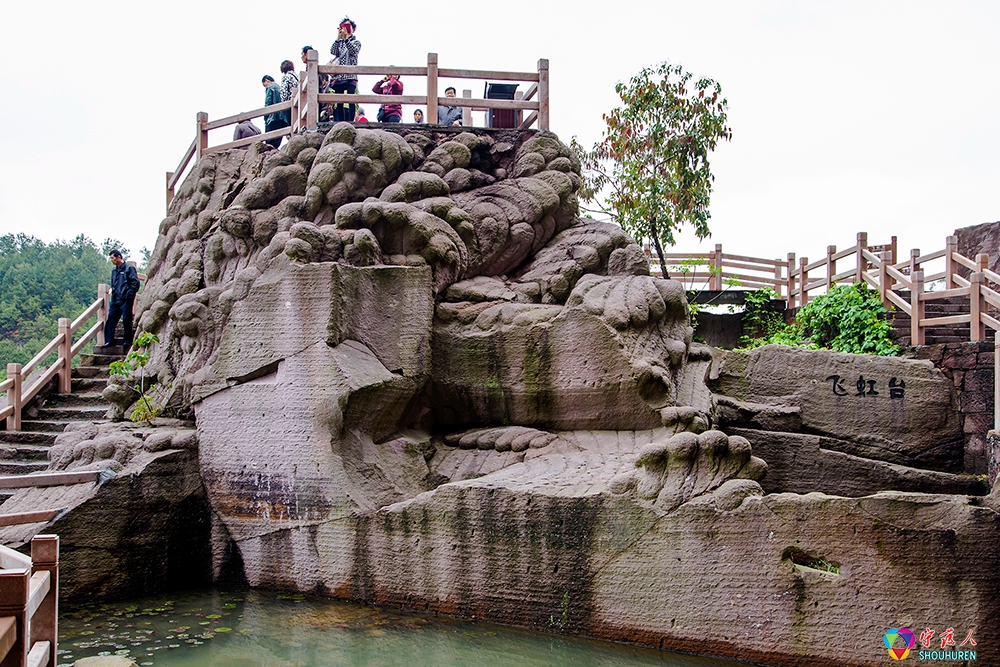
[104,250,140,347]
[262,75,286,148]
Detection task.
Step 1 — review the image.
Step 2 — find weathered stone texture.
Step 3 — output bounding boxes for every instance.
[30,126,998,667]
[712,345,964,471]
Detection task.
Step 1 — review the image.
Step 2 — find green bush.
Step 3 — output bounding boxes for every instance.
[738,284,899,356]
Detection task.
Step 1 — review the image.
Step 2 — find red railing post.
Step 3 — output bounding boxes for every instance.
[57,318,71,395]
[427,53,439,126]
[855,231,868,284]
[537,58,550,131]
[878,251,890,307]
[5,364,21,432]
[195,112,209,162]
[825,245,836,291]
[712,243,723,290]
[165,171,175,211]
[971,272,985,342]
[30,536,58,667]
[945,235,958,289]
[0,567,30,667]
[786,253,796,309]
[799,257,810,305]
[96,284,109,347]
[306,49,319,130]
[911,270,925,346]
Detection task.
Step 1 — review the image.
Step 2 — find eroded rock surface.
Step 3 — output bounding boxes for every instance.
[20,126,996,667]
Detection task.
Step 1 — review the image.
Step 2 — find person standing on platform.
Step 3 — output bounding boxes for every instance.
[279,60,299,112]
[261,75,286,148]
[329,18,361,122]
[438,87,463,126]
[104,250,140,348]
[413,109,425,124]
[373,74,403,122]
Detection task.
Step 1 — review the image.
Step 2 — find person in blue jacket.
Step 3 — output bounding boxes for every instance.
[104,250,140,347]
[261,75,286,148]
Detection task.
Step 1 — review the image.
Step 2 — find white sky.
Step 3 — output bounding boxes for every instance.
[1,0,997,270]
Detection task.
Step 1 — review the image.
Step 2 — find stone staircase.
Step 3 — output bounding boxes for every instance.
[0,350,121,503]
[888,293,997,347]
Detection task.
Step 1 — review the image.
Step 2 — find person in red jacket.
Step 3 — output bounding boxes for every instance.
[373,74,403,122]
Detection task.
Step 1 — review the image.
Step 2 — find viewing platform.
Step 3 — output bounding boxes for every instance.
[166,52,550,210]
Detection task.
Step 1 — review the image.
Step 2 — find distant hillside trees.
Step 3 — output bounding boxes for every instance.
[0,234,136,381]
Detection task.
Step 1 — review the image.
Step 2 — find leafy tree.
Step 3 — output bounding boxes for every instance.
[0,234,115,380]
[573,62,732,278]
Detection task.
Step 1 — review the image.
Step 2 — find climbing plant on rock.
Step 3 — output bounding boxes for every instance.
[573,61,732,278]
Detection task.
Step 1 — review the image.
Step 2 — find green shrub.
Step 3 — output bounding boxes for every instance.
[737,284,899,356]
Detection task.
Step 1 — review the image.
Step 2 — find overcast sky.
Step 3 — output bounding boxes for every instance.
[1,0,997,274]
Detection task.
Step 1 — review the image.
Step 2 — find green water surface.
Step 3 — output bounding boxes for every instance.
[58,588,751,667]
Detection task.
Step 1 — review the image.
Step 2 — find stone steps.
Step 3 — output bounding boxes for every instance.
[0,354,122,487]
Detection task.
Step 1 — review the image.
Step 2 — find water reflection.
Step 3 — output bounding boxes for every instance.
[59,588,746,667]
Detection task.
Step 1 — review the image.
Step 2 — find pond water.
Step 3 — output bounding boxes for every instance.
[58,588,751,667]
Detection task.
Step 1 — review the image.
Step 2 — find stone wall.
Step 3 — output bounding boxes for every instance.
[905,341,994,475]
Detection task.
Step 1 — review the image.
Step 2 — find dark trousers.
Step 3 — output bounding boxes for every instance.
[264,117,290,148]
[331,80,357,122]
[383,114,401,123]
[105,296,135,346]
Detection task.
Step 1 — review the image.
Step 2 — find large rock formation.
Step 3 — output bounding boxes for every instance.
[9,125,997,667]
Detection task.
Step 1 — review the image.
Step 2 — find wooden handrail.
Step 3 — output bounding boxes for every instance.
[69,297,102,333]
[0,471,102,490]
[951,251,978,272]
[201,127,293,155]
[720,253,785,267]
[203,100,293,131]
[0,536,59,667]
[20,338,61,381]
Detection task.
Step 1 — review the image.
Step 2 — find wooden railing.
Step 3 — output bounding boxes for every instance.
[1,264,150,432]
[166,52,550,210]
[0,535,58,667]
[2,286,108,432]
[664,232,1000,427]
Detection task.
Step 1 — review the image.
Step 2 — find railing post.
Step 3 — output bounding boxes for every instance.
[911,270,925,346]
[786,253,796,309]
[6,363,21,432]
[909,248,920,278]
[462,89,473,127]
[195,112,208,162]
[306,49,319,130]
[799,257,810,305]
[825,245,836,291]
[976,252,990,273]
[711,243,723,290]
[96,284,109,347]
[889,236,897,271]
[426,53,439,126]
[945,235,958,289]
[0,567,30,667]
[165,171,175,212]
[971,272,985,342]
[855,231,868,284]
[537,58,550,131]
[878,250,890,307]
[58,318,72,394]
[774,260,783,299]
[30,536,58,667]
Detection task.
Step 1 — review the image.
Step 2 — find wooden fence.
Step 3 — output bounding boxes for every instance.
[0,535,58,667]
[2,265,147,432]
[166,52,550,210]
[663,231,1000,428]
[2,286,108,432]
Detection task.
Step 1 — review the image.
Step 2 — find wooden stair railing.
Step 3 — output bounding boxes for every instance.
[0,535,58,667]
